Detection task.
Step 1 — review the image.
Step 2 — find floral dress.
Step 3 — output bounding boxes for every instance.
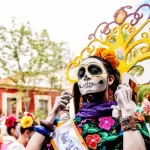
[74,115,149,150]
[42,101,150,150]
[73,101,150,150]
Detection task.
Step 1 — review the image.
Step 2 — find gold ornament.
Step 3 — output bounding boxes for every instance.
[66,4,150,83]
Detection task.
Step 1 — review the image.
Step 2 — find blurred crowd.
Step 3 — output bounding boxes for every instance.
[0,108,70,150]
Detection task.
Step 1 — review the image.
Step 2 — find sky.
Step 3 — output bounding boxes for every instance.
[0,0,149,84]
[0,0,148,56]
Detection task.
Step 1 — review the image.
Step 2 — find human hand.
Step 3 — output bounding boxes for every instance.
[51,92,72,115]
[111,105,121,118]
[114,83,136,117]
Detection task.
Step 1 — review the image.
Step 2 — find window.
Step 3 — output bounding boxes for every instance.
[34,95,51,114]
[7,98,17,115]
[39,99,48,114]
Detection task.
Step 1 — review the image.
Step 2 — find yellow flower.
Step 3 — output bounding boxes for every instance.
[57,121,63,128]
[21,116,33,128]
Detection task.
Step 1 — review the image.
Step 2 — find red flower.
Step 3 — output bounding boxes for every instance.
[86,134,101,149]
[77,128,83,135]
[147,92,150,101]
[27,113,33,118]
[134,112,145,122]
[24,112,34,119]
[5,115,17,128]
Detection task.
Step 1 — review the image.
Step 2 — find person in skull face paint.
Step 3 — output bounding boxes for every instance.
[26,47,150,150]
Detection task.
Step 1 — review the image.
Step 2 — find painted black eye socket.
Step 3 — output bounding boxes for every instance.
[78,67,86,79]
[88,64,103,75]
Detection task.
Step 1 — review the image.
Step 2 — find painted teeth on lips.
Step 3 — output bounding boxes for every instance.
[79,82,95,88]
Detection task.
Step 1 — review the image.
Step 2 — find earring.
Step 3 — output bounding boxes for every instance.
[79,97,83,108]
[108,89,114,102]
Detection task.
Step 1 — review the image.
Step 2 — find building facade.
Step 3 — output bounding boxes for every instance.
[0,78,61,117]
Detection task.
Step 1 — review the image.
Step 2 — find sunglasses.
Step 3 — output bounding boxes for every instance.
[78,64,103,79]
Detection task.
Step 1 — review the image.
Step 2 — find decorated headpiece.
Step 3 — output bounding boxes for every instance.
[5,115,17,128]
[20,112,34,128]
[94,47,120,69]
[66,4,150,83]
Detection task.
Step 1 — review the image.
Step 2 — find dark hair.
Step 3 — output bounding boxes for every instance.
[73,56,121,113]
[73,82,81,114]
[20,121,38,134]
[7,122,18,135]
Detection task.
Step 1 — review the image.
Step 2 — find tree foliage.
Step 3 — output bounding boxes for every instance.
[137,84,150,103]
[34,108,47,123]
[0,18,71,111]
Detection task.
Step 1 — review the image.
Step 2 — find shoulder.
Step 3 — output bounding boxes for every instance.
[4,136,16,143]
[7,142,25,150]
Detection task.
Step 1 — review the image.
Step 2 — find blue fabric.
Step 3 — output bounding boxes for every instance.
[34,125,50,137]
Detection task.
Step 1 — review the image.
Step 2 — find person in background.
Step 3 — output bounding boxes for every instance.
[1,115,20,150]
[58,108,70,124]
[7,112,38,150]
[0,114,6,149]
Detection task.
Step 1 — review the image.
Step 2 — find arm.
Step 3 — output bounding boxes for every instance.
[115,83,146,150]
[122,111,146,150]
[26,111,56,150]
[26,93,72,150]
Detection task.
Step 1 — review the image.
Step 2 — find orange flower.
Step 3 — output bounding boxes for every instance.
[111,58,120,68]
[101,50,116,60]
[77,127,83,135]
[94,47,120,69]
[94,48,106,57]
[134,112,145,122]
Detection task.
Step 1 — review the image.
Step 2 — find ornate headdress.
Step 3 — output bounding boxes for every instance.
[66,4,150,83]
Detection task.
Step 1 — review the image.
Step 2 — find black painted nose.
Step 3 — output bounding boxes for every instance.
[83,73,91,81]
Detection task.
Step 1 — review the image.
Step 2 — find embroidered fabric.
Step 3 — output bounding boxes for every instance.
[74,102,150,150]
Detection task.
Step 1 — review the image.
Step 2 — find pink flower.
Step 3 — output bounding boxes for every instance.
[98,116,115,131]
[142,99,150,115]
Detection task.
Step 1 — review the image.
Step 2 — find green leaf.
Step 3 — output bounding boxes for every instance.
[105,135,118,141]
[99,132,108,138]
[82,124,89,130]
[87,127,100,134]
[74,117,82,123]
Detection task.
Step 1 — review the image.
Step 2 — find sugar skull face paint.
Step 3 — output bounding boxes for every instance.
[77,58,108,95]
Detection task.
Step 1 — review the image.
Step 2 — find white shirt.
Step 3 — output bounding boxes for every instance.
[2,136,17,150]
[3,135,17,144]
[7,142,25,150]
